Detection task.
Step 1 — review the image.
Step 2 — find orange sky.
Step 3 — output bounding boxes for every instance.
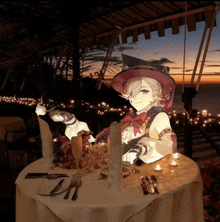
[82,14,220,86]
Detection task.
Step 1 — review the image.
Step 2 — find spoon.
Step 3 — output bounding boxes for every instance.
[145,176,155,194]
[72,178,82,201]
[141,176,149,195]
[149,175,159,194]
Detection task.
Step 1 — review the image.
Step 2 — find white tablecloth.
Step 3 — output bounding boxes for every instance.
[15,155,204,222]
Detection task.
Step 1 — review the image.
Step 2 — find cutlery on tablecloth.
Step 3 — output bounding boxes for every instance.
[145,176,156,194]
[50,179,65,195]
[141,176,149,195]
[150,175,160,194]
[71,178,82,201]
[64,178,76,199]
[25,173,69,180]
[147,175,159,195]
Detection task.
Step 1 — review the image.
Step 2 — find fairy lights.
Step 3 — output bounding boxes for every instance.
[0,96,220,127]
[0,96,135,116]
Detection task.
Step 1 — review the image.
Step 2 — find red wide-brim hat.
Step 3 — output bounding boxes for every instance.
[111,65,175,98]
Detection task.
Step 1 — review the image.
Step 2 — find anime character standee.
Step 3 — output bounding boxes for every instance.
[36,65,176,165]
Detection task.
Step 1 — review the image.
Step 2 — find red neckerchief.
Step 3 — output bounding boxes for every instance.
[120,112,147,136]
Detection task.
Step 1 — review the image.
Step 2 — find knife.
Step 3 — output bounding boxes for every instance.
[50,179,65,195]
[25,173,69,179]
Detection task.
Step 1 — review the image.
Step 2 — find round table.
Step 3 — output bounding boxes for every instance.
[15,155,204,222]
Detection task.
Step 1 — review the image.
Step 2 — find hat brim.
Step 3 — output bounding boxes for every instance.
[111,66,175,97]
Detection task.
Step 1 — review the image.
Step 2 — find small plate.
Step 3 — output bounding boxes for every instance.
[37,178,70,196]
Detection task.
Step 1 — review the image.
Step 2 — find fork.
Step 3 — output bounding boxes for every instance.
[71,178,82,201]
[64,178,76,199]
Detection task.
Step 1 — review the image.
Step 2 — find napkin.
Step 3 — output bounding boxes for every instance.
[38,117,54,171]
[108,122,122,192]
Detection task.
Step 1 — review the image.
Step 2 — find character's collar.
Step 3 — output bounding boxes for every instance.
[133,106,163,118]
[64,115,77,125]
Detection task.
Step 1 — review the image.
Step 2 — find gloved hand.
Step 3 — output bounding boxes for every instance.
[122,150,138,165]
[35,105,47,116]
[122,145,142,165]
[122,143,148,165]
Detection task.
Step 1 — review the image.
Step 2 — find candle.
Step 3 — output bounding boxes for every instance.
[171,153,181,159]
[154,164,163,171]
[38,117,54,171]
[108,122,122,192]
[169,158,179,166]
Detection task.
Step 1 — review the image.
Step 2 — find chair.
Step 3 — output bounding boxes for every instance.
[4,130,40,168]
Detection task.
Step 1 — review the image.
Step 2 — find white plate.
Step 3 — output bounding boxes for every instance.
[37,178,70,196]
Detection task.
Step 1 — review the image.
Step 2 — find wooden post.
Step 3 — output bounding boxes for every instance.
[196,12,216,91]
[97,32,120,90]
[184,115,193,158]
[71,24,80,83]
[190,24,208,85]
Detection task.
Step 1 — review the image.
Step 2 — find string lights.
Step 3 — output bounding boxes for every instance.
[0,96,220,127]
[0,96,134,116]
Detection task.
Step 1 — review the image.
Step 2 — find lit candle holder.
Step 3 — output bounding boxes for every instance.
[171,153,181,159]
[154,164,163,172]
[169,158,179,167]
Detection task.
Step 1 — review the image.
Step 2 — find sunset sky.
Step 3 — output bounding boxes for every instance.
[83,13,220,85]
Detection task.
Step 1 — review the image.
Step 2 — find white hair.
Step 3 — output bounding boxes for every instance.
[121,77,164,110]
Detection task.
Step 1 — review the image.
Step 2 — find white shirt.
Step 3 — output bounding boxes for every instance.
[65,120,95,142]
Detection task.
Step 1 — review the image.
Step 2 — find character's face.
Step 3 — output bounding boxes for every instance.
[128,80,153,112]
[51,114,64,122]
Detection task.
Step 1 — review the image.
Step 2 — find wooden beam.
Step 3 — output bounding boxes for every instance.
[171,18,179,34]
[205,9,217,28]
[196,12,216,91]
[190,24,208,85]
[132,28,138,42]
[81,5,215,43]
[144,25,151,39]
[187,14,196,32]
[121,30,127,44]
[157,21,165,37]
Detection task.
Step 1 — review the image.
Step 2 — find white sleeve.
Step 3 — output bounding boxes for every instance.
[151,112,171,135]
